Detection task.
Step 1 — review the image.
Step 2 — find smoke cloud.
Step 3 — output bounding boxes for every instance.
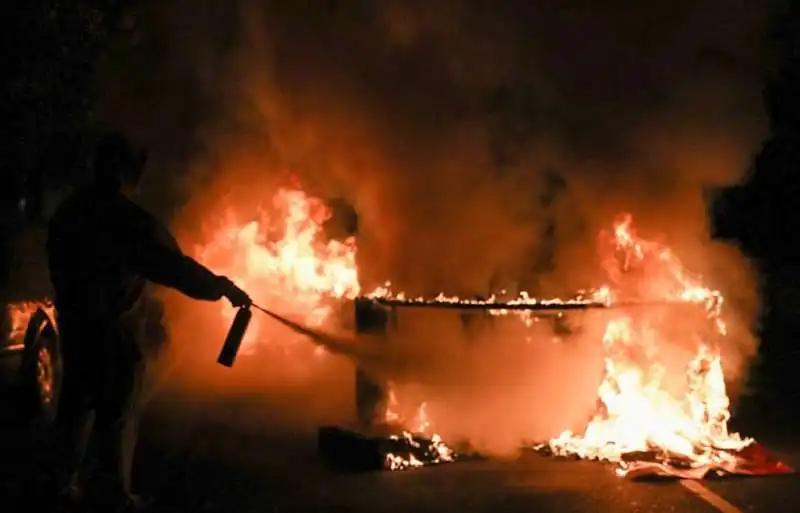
[96,1,768,450]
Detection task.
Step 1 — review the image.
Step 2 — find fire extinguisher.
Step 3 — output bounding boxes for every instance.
[217,306,253,367]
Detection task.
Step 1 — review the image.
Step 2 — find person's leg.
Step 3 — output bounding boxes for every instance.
[54,408,95,493]
[52,355,96,498]
[93,355,145,508]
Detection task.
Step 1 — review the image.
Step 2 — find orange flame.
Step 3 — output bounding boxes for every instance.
[543,215,750,473]
[195,188,360,354]
[5,300,55,346]
[362,215,748,472]
[382,383,455,470]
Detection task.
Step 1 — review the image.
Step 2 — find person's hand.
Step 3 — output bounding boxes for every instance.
[219,277,252,308]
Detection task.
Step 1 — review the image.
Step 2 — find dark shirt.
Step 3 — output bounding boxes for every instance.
[46,186,222,326]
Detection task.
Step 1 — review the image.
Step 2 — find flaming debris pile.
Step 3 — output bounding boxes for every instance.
[382,431,456,471]
[381,385,456,471]
[531,216,789,479]
[527,217,728,476]
[318,385,457,472]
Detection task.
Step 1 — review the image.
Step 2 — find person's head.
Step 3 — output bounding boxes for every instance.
[92,132,147,196]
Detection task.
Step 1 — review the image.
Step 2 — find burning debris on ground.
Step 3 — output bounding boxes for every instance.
[523,217,791,480]
[318,423,460,472]
[318,426,439,472]
[377,387,457,470]
[317,383,490,472]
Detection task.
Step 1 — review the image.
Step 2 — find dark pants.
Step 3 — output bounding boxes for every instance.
[54,319,145,501]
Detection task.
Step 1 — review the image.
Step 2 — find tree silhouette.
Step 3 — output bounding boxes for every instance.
[1,2,133,212]
[712,0,800,263]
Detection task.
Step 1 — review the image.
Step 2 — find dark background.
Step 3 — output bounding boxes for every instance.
[2,0,799,409]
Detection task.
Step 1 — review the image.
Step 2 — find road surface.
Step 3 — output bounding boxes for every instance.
[1,391,797,513]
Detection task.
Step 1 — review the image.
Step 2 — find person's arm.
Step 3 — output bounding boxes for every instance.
[119,208,248,305]
[133,241,226,301]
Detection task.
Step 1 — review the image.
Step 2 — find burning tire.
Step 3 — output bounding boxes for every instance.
[18,310,62,423]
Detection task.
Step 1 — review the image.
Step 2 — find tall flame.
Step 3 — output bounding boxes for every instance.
[543,215,751,474]
[195,188,360,354]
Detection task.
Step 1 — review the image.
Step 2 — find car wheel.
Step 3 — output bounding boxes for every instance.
[19,328,62,423]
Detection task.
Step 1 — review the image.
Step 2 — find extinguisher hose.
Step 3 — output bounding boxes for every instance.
[250,302,376,360]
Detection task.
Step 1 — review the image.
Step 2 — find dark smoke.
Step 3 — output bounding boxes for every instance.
[96,1,768,443]
[96,0,766,286]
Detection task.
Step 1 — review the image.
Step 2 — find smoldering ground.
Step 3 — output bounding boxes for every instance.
[97,1,768,451]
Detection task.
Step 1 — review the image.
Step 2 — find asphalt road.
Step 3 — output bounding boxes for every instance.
[1,390,797,513]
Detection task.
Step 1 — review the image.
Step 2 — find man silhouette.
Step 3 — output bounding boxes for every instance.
[47,132,250,512]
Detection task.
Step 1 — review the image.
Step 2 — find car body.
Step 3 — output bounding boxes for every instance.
[1,298,61,421]
[0,189,68,422]
[1,182,171,422]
